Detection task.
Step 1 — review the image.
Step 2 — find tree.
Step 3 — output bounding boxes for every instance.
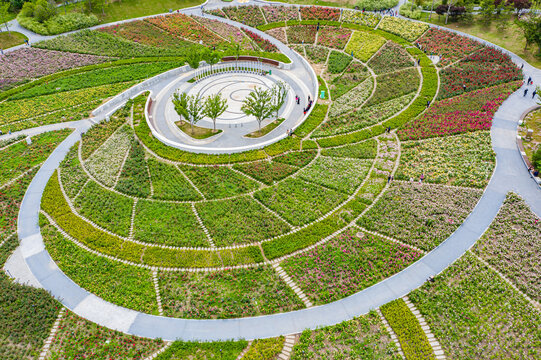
[203,93,228,131]
[480,0,495,25]
[241,87,274,131]
[172,91,189,123]
[203,50,220,72]
[271,81,288,120]
[186,50,202,69]
[0,3,10,33]
[33,0,55,23]
[184,94,205,134]
[516,13,541,52]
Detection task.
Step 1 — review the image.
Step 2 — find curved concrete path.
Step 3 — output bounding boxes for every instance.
[4,2,541,341]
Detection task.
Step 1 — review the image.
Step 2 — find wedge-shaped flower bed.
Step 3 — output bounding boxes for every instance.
[273,150,317,167]
[321,139,377,159]
[99,20,192,50]
[300,6,340,21]
[134,200,208,247]
[415,28,482,67]
[42,217,158,314]
[358,182,482,251]
[81,106,128,160]
[265,27,287,44]
[84,125,133,187]
[47,309,163,360]
[148,159,201,201]
[294,105,328,138]
[74,181,133,237]
[366,67,419,106]
[283,230,422,304]
[0,129,71,186]
[397,131,495,188]
[157,340,247,360]
[223,5,266,27]
[410,253,541,359]
[345,31,386,62]
[327,50,353,74]
[367,41,414,74]
[242,28,278,52]
[262,6,298,22]
[34,30,180,58]
[329,77,374,117]
[59,145,89,199]
[291,311,400,359]
[341,10,381,28]
[180,164,259,200]
[0,48,108,90]
[314,93,415,137]
[286,25,317,44]
[196,197,291,246]
[254,178,348,226]
[304,45,329,64]
[298,156,371,194]
[145,14,224,47]
[398,81,520,140]
[115,138,151,197]
[233,160,298,185]
[328,62,370,98]
[194,16,255,49]
[317,27,352,50]
[378,16,428,42]
[473,193,541,302]
[438,47,522,99]
[158,266,304,319]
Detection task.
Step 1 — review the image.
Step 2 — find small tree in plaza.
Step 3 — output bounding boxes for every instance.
[203,93,228,132]
[186,50,202,69]
[173,92,205,135]
[271,81,288,120]
[241,87,274,131]
[172,92,189,123]
[203,50,221,72]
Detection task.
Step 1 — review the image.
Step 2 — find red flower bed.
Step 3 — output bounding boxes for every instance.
[145,13,224,47]
[438,47,522,99]
[398,81,521,140]
[242,28,278,52]
[415,28,482,67]
[100,20,190,49]
[300,6,340,21]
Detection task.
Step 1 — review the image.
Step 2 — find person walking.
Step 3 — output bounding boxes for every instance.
[524,88,528,97]
[527,76,532,85]
[532,89,537,99]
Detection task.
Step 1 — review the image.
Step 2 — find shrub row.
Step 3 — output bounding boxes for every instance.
[294,103,328,138]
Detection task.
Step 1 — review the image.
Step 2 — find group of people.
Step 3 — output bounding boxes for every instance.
[303,96,313,115]
[523,76,537,99]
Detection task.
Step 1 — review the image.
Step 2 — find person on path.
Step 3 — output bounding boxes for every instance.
[317,22,320,31]
[524,88,528,97]
[532,89,537,99]
[527,76,532,85]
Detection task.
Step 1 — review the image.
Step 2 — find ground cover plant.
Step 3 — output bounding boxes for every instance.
[327,50,353,74]
[0,48,108,90]
[473,193,541,302]
[223,6,266,27]
[298,156,371,194]
[42,217,158,314]
[47,310,163,360]
[273,150,317,167]
[283,230,422,304]
[329,77,374,117]
[158,266,304,319]
[341,10,381,28]
[328,62,370,98]
[398,81,520,140]
[115,139,151,197]
[134,200,208,247]
[291,311,401,359]
[156,340,247,360]
[304,45,329,64]
[265,27,287,44]
[397,131,495,188]
[321,139,377,159]
[194,16,256,50]
[74,181,133,237]
[196,197,290,245]
[300,6,340,21]
[367,67,419,106]
[415,28,483,67]
[286,25,317,44]
[80,107,128,160]
[242,28,278,52]
[378,16,429,42]
[233,160,298,185]
[254,178,348,226]
[59,146,89,199]
[437,47,522,99]
[345,31,386,62]
[317,27,352,50]
[0,129,71,186]
[145,14,224,47]
[243,337,284,360]
[367,41,415,74]
[147,159,202,201]
[358,182,482,251]
[180,165,259,199]
[410,253,541,359]
[262,6,298,22]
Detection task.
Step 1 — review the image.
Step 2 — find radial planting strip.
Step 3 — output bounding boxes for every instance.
[277,334,297,360]
[38,308,65,360]
[273,263,313,308]
[403,296,446,359]
[376,308,405,359]
[152,270,164,315]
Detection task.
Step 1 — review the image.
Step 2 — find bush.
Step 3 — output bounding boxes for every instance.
[17,12,99,35]
[532,147,541,170]
[400,2,424,20]
[355,0,399,11]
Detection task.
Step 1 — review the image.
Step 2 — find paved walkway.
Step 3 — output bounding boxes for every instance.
[5,2,541,342]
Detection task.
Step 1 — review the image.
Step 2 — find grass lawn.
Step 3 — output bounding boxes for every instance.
[61,0,203,24]
[0,31,28,49]
[245,118,284,138]
[519,108,541,161]
[418,12,541,69]
[176,121,222,139]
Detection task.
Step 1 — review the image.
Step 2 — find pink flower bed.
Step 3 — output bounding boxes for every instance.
[415,28,482,67]
[262,6,298,22]
[438,47,522,99]
[145,13,224,47]
[0,48,108,89]
[242,28,278,52]
[194,16,256,50]
[100,20,189,49]
[300,6,340,21]
[222,6,266,27]
[398,81,521,140]
[317,27,352,50]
